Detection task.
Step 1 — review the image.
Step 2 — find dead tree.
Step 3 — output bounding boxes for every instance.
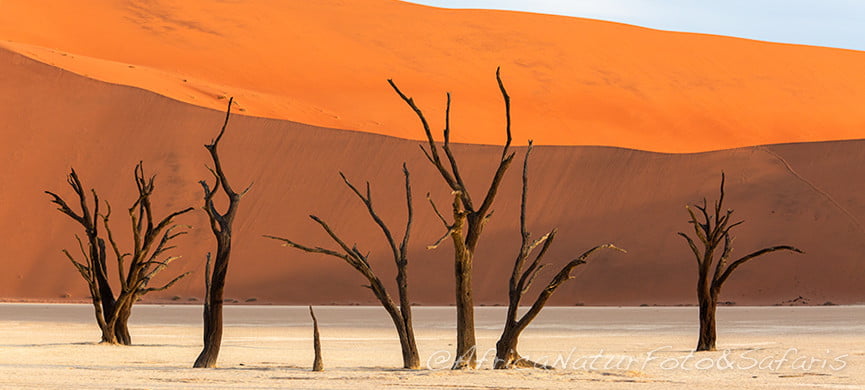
[494,142,625,369]
[388,67,514,369]
[46,169,115,343]
[46,163,193,345]
[194,97,250,368]
[310,306,324,372]
[266,164,420,369]
[678,172,803,352]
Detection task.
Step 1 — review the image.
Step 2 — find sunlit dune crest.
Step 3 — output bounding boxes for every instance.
[1,0,864,152]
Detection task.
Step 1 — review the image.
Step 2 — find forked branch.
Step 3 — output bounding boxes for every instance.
[496,140,625,369]
[266,164,420,369]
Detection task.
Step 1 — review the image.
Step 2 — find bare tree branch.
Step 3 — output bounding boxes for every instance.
[387,79,459,192]
[427,227,456,250]
[427,193,450,228]
[714,245,803,288]
[62,249,92,282]
[495,66,512,160]
[143,271,191,293]
[339,172,400,263]
[267,163,420,369]
[516,244,625,334]
[399,164,413,263]
[264,235,354,263]
[677,232,702,266]
[441,92,469,203]
[496,137,626,369]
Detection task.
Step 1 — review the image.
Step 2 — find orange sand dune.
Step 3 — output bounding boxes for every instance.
[2,0,865,152]
[1,48,864,306]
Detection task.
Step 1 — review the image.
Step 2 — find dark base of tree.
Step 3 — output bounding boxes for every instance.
[494,348,553,369]
[310,306,323,372]
[193,299,223,368]
[193,333,222,367]
[194,342,221,368]
[388,301,420,369]
[696,299,717,352]
[98,316,132,345]
[114,305,132,345]
[101,324,131,345]
[696,328,717,351]
[696,340,716,352]
[494,331,553,369]
[399,340,420,369]
[493,353,553,370]
[115,324,131,345]
[451,355,477,370]
[452,257,477,370]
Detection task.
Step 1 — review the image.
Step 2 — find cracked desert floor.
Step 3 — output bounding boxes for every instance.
[0,304,863,389]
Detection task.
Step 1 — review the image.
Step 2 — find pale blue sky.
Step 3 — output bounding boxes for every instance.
[407,0,865,52]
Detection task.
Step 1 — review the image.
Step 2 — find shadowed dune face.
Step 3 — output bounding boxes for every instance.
[1,0,865,152]
[1,48,864,306]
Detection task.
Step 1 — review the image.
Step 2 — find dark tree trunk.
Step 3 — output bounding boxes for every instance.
[195,300,223,368]
[696,286,718,352]
[110,299,133,346]
[372,279,420,369]
[93,238,120,344]
[494,325,550,369]
[87,288,110,344]
[194,98,246,368]
[195,244,230,368]
[310,306,323,372]
[397,327,419,369]
[114,316,132,346]
[383,298,419,369]
[97,298,118,344]
[452,244,476,369]
[96,299,119,345]
[495,327,519,369]
[98,316,118,344]
[396,262,420,369]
